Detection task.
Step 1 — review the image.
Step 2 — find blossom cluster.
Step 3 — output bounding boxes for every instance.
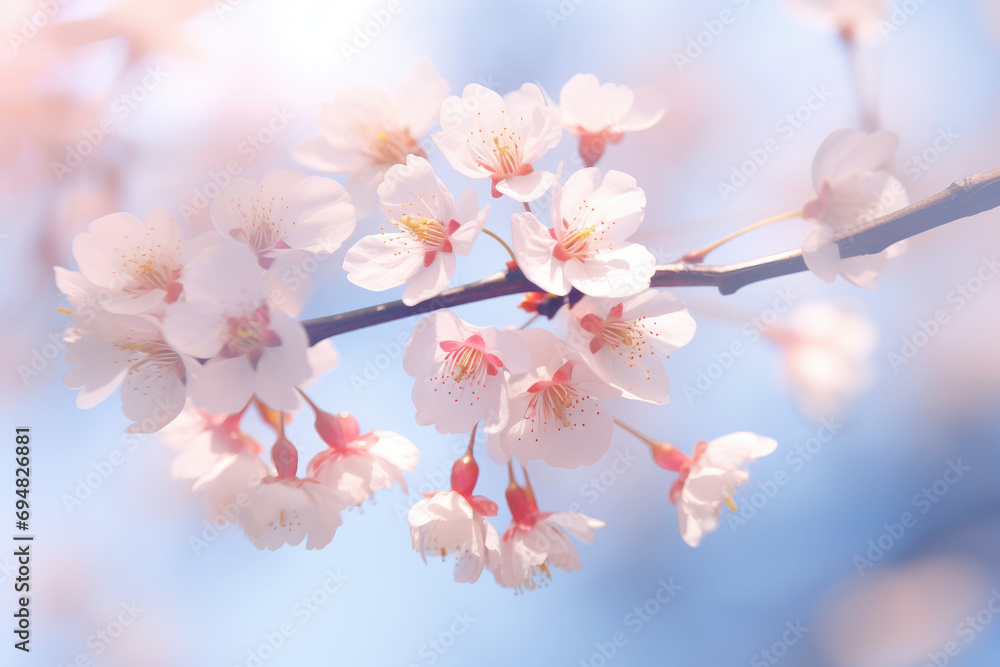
[55,57,904,591]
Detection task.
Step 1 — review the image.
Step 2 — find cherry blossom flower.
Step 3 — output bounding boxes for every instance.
[239,476,346,551]
[293,61,449,210]
[300,394,419,506]
[342,156,488,306]
[70,206,185,315]
[61,314,192,433]
[774,301,878,419]
[667,432,778,547]
[494,474,605,592]
[433,83,562,201]
[402,310,529,435]
[161,242,311,414]
[491,330,620,469]
[511,167,655,297]
[566,290,696,404]
[785,0,889,42]
[162,404,271,523]
[211,170,355,269]
[164,403,263,481]
[558,74,666,167]
[56,266,194,433]
[238,420,348,551]
[408,446,501,583]
[801,129,909,289]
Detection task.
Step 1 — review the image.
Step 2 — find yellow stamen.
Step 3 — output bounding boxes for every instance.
[491,137,520,174]
[725,497,738,512]
[57,307,72,316]
[395,215,447,247]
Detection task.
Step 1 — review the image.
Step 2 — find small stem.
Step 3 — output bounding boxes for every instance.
[523,202,531,213]
[506,458,516,482]
[682,210,803,264]
[518,313,540,330]
[482,229,517,264]
[841,35,879,131]
[295,387,320,414]
[615,418,690,472]
[466,426,477,456]
[613,417,656,449]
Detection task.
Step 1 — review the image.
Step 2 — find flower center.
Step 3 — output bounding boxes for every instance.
[133,258,174,291]
[525,382,579,428]
[475,135,523,177]
[450,346,485,383]
[120,339,185,382]
[243,208,282,253]
[394,215,449,249]
[580,305,654,362]
[553,219,603,262]
[371,129,420,165]
[492,137,519,175]
[439,334,503,384]
[220,306,281,361]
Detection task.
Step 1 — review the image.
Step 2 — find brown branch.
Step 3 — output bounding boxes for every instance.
[303,168,1000,345]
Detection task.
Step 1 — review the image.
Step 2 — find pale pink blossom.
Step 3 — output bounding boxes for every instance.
[238,423,348,551]
[293,61,449,210]
[433,83,562,201]
[670,433,778,547]
[408,449,501,583]
[161,242,311,414]
[190,450,271,527]
[566,290,696,404]
[167,400,279,524]
[491,330,621,469]
[785,0,889,41]
[163,403,263,482]
[301,397,418,506]
[774,301,877,419]
[342,156,488,305]
[511,168,655,297]
[211,170,355,269]
[402,310,529,435]
[61,315,191,433]
[801,129,909,289]
[70,206,184,315]
[494,478,605,591]
[239,476,345,550]
[558,74,666,167]
[55,267,193,433]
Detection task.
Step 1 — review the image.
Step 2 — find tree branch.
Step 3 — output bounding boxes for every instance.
[303,167,1000,344]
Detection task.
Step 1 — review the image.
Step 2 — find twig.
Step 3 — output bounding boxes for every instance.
[303,168,1000,344]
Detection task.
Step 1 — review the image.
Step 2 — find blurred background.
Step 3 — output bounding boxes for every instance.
[2,0,999,665]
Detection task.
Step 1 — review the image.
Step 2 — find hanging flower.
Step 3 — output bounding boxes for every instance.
[408,445,501,583]
[493,473,605,591]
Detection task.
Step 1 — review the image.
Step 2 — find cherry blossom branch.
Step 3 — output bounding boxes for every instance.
[303,168,1000,345]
